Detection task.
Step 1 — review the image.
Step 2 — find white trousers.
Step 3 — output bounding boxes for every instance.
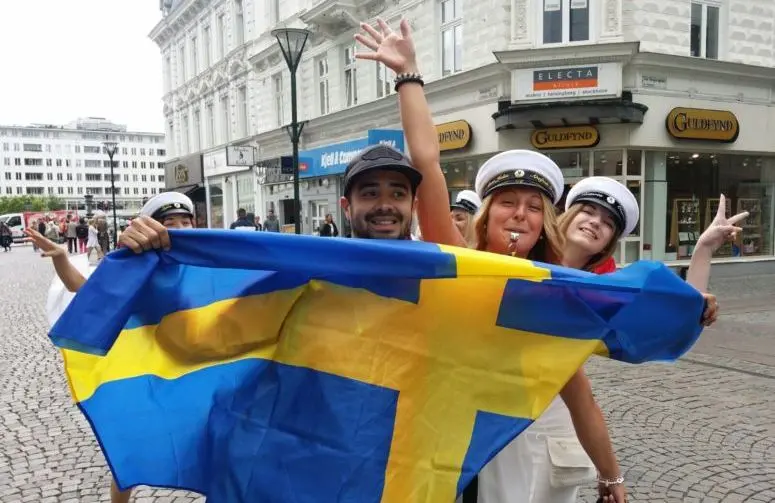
[475,397,588,503]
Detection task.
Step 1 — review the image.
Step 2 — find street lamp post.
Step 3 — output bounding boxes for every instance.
[272,27,310,235]
[102,139,119,249]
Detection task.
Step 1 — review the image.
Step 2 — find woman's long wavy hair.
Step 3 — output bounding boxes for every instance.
[557,204,618,272]
[473,191,564,265]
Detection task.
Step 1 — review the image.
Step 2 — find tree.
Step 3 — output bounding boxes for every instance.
[0,195,66,214]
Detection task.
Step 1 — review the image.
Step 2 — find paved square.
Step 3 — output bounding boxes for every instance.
[1,244,773,502]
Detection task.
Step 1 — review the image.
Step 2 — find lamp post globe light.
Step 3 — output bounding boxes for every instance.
[102,139,119,249]
[272,27,310,235]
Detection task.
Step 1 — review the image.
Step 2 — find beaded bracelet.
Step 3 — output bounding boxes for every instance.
[597,475,625,487]
[394,72,424,92]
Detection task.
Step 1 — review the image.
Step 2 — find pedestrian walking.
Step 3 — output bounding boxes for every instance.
[318,214,339,237]
[230,208,258,231]
[263,209,280,232]
[0,221,12,252]
[66,216,78,254]
[75,218,89,253]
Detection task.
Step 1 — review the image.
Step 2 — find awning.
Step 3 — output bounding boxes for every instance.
[165,184,204,196]
[493,96,648,131]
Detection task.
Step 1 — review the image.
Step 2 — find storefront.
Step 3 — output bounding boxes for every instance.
[488,44,775,269]
[262,129,405,235]
[203,145,258,229]
[163,152,207,228]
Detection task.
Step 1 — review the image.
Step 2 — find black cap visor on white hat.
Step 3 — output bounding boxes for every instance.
[152,202,194,221]
[343,145,423,196]
[481,169,557,203]
[573,191,627,234]
[451,199,478,214]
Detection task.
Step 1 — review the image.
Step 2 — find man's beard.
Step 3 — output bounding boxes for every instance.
[349,208,412,240]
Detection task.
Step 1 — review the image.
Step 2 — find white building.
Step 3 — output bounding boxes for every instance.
[151,0,775,271]
[0,117,166,212]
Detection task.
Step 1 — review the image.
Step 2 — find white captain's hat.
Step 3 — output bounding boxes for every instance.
[475,150,564,205]
[450,190,482,215]
[140,192,195,221]
[565,176,639,237]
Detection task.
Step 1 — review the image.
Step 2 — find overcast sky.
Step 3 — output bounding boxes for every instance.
[0,0,164,133]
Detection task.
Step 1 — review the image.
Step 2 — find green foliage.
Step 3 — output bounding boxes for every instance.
[0,195,66,214]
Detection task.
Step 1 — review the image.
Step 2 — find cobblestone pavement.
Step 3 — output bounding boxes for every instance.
[1,244,774,502]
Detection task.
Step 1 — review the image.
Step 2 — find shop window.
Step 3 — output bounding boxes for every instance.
[209,182,224,228]
[691,1,720,59]
[593,150,623,177]
[626,150,642,177]
[542,0,590,45]
[665,152,774,259]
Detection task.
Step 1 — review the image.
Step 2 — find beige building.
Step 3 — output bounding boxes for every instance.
[150,0,775,271]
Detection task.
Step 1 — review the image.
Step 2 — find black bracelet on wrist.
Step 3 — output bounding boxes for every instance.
[394,72,424,92]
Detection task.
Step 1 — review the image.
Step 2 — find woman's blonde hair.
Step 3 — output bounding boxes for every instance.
[473,191,564,265]
[557,203,618,271]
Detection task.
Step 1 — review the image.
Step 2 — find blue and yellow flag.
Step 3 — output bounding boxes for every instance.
[50,230,704,503]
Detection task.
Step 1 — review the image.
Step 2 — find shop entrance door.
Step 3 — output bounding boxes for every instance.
[311,200,329,235]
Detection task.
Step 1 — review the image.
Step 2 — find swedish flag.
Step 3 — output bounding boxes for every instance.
[50,230,704,503]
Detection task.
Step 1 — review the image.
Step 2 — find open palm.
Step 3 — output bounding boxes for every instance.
[25,228,66,258]
[354,19,418,75]
[696,194,748,253]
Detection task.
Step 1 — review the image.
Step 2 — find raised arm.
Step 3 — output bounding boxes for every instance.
[25,228,87,292]
[687,194,747,292]
[355,19,465,247]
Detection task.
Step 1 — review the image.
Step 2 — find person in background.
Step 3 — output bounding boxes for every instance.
[263,209,281,232]
[75,217,89,254]
[66,215,78,254]
[230,208,258,231]
[254,214,263,231]
[0,221,12,252]
[450,190,481,248]
[319,213,339,237]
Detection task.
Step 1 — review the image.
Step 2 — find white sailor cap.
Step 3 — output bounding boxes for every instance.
[565,176,639,237]
[140,192,195,221]
[475,150,564,205]
[92,210,106,218]
[450,190,482,215]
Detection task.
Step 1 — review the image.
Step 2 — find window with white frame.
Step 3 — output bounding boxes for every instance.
[203,25,211,67]
[691,1,719,59]
[273,73,284,126]
[237,86,248,137]
[376,62,392,98]
[440,0,462,76]
[206,103,215,146]
[542,0,590,45]
[217,14,226,59]
[191,36,198,76]
[343,45,358,107]
[220,95,230,143]
[317,57,330,115]
[234,0,245,46]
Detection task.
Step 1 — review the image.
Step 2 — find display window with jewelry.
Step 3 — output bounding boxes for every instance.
[662,152,774,260]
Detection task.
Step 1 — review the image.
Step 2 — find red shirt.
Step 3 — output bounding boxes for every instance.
[593,256,617,274]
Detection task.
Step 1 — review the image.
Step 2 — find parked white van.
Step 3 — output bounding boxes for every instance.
[0,213,25,243]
